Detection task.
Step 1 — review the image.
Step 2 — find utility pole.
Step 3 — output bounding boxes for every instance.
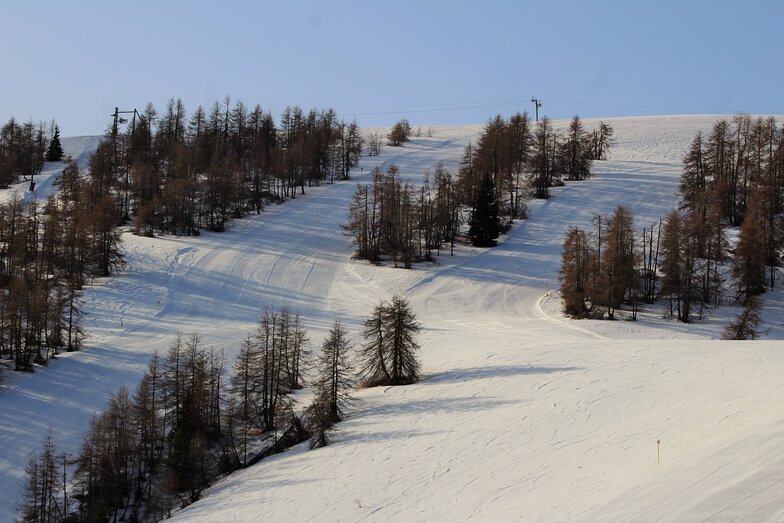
[111,107,140,219]
[531,96,542,122]
[111,107,137,136]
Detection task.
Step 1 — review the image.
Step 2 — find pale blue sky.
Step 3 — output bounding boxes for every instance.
[1,0,782,135]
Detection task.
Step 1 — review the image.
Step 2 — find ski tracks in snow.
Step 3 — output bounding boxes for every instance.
[4,118,784,522]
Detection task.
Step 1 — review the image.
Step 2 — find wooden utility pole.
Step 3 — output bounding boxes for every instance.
[531,96,542,122]
[111,107,140,219]
[112,107,138,136]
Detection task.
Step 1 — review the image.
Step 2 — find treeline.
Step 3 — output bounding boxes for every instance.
[1,98,363,373]
[560,205,720,322]
[20,297,421,522]
[682,115,782,227]
[681,115,784,290]
[560,207,648,321]
[97,98,362,236]
[344,162,460,267]
[0,118,47,188]
[346,114,614,262]
[561,115,783,334]
[458,114,613,215]
[0,118,64,189]
[0,156,123,371]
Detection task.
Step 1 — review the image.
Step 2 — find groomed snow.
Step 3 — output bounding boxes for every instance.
[1,116,783,521]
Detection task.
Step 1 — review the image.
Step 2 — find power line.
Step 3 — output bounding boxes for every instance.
[541,97,748,115]
[334,100,529,118]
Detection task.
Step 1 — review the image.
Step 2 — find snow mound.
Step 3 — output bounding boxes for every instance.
[62,135,102,169]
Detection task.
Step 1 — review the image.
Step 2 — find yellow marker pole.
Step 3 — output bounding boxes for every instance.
[657,440,660,465]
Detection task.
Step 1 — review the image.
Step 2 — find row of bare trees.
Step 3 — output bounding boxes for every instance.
[344,163,460,267]
[347,115,614,263]
[20,298,422,522]
[681,115,784,286]
[96,98,362,237]
[459,114,613,212]
[561,115,783,335]
[681,115,783,227]
[19,307,307,523]
[0,118,47,188]
[560,198,776,325]
[2,97,361,372]
[561,203,730,323]
[458,113,533,218]
[560,207,643,320]
[677,115,783,336]
[0,154,125,371]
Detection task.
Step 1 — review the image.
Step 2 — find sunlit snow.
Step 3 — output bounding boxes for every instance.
[1,116,783,522]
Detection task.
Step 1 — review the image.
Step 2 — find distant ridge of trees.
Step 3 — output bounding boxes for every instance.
[93,97,363,236]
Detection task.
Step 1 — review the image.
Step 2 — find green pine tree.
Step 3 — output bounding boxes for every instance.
[46,125,64,162]
[469,172,501,247]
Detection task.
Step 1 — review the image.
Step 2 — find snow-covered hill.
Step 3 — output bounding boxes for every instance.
[1,117,783,521]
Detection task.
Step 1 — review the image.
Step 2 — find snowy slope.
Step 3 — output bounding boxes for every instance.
[0,135,102,205]
[1,117,783,521]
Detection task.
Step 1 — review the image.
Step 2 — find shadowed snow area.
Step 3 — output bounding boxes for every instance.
[1,116,783,521]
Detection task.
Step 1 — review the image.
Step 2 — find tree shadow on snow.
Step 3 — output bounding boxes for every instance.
[424,364,581,384]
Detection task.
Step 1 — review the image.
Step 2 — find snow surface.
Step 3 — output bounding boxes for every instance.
[1,116,783,522]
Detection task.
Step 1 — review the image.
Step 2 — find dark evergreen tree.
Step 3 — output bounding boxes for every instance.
[469,172,500,247]
[45,125,64,162]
